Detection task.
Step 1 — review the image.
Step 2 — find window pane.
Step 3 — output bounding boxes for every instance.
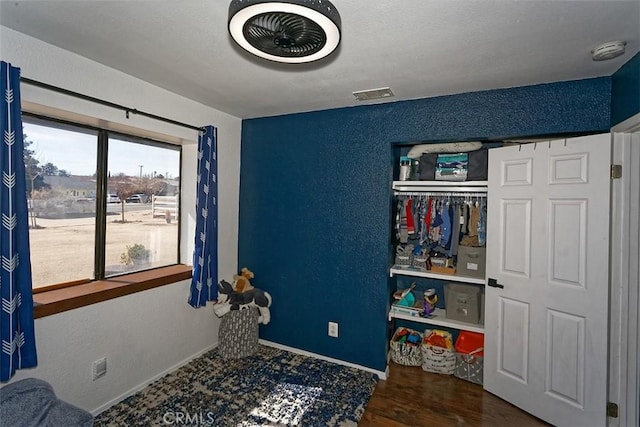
[23,120,98,288]
[105,136,180,276]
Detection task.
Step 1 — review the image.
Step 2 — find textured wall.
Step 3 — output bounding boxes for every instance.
[239,78,611,372]
[611,51,640,126]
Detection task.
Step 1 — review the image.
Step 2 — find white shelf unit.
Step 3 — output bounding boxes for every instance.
[393,180,488,193]
[389,265,486,284]
[388,307,484,333]
[389,179,488,334]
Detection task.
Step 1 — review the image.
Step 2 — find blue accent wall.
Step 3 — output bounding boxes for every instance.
[611,51,640,126]
[238,78,610,372]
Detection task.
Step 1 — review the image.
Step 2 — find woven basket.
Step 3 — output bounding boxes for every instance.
[389,327,423,366]
[218,308,259,359]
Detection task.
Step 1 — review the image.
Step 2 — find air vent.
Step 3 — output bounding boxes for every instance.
[352,87,395,101]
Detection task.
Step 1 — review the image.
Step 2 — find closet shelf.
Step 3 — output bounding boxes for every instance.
[390,265,486,284]
[393,180,488,193]
[388,307,484,333]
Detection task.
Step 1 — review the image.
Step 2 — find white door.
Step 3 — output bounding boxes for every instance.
[484,134,611,426]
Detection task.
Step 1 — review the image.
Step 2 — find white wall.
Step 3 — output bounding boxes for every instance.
[0,26,242,413]
[10,280,218,415]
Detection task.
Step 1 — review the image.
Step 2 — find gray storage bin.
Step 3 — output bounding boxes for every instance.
[218,308,260,359]
[454,351,484,385]
[445,283,482,324]
[457,246,486,279]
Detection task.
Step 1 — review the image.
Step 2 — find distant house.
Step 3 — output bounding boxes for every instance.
[164,178,179,196]
[43,175,97,198]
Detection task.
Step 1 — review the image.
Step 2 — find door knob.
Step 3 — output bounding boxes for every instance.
[488,278,504,289]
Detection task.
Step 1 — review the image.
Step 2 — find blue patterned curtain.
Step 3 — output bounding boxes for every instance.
[188,125,218,307]
[0,61,37,381]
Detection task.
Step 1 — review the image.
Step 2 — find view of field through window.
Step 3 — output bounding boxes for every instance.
[24,119,181,288]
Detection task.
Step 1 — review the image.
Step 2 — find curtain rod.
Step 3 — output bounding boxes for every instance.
[20,77,205,133]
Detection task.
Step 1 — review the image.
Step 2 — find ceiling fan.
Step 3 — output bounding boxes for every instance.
[228,0,342,64]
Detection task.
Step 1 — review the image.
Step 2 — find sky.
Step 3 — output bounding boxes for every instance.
[23,122,181,178]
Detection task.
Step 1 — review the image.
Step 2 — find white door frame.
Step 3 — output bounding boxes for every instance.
[609,112,640,427]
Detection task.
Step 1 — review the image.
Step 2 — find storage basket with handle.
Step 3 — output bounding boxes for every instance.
[421,329,456,374]
[389,327,423,366]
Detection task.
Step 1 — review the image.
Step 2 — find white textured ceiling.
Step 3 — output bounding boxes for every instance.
[1,1,639,119]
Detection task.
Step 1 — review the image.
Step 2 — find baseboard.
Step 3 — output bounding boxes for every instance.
[259,339,388,380]
[91,342,218,415]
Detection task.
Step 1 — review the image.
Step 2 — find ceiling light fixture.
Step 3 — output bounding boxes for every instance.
[591,41,627,61]
[228,0,341,64]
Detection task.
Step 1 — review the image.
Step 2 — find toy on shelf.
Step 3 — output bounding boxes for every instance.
[393,282,416,307]
[420,288,438,318]
[394,327,421,345]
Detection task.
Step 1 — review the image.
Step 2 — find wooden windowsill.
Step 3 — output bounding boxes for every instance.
[33,264,192,319]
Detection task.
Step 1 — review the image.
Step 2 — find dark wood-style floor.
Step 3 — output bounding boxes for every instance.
[360,362,551,426]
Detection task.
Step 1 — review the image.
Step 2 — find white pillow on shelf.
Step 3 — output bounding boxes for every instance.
[407,142,483,159]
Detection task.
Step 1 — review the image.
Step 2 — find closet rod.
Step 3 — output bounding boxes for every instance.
[20,77,205,133]
[394,191,487,197]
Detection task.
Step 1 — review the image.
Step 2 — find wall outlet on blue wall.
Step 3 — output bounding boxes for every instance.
[328,322,339,338]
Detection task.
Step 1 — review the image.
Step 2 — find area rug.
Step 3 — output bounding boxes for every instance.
[93,345,378,426]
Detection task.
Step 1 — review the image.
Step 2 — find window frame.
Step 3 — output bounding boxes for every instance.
[23,112,184,294]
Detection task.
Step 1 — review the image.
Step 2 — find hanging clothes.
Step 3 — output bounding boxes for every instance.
[478,200,487,247]
[405,198,415,234]
[440,201,452,249]
[468,202,479,237]
[393,192,487,254]
[449,203,462,257]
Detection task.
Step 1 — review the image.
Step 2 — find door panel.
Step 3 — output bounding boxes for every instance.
[548,199,586,287]
[501,200,532,277]
[545,309,585,407]
[549,153,589,184]
[498,296,530,383]
[502,158,533,186]
[485,134,611,426]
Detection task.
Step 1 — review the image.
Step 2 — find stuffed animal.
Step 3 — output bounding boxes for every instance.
[213,268,272,325]
[233,267,255,293]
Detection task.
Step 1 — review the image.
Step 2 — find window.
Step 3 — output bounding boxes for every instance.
[105,135,181,276]
[23,115,181,289]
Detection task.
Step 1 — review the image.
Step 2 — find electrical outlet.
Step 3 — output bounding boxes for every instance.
[328,322,339,338]
[92,357,107,380]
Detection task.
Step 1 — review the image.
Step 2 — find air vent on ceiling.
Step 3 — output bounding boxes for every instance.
[352,87,395,101]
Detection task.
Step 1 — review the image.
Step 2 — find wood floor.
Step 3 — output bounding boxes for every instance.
[359,362,550,427]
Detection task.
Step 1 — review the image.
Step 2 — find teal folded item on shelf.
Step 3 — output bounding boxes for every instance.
[397,291,415,307]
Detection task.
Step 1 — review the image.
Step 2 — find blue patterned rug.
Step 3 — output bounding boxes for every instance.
[94,345,377,426]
